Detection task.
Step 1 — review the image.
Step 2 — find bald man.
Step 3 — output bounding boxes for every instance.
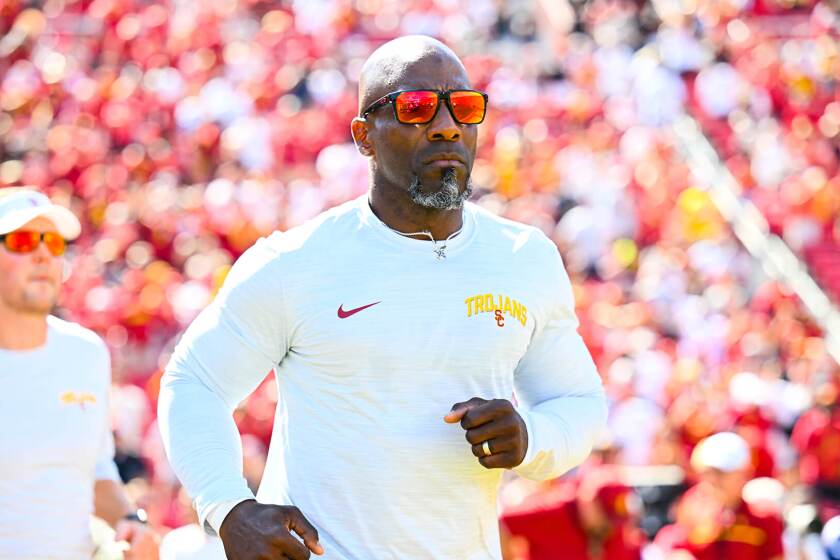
[159,36,607,560]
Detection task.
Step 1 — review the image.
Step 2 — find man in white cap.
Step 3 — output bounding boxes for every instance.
[0,187,158,559]
[653,431,784,560]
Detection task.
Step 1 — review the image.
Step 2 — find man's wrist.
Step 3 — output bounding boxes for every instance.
[512,407,535,468]
[207,498,254,535]
[122,508,148,524]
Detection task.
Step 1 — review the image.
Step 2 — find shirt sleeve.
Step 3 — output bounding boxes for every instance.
[758,511,785,559]
[94,344,120,482]
[157,238,289,534]
[500,506,556,538]
[512,242,607,481]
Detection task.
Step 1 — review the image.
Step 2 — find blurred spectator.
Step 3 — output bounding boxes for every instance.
[653,432,785,560]
[792,379,840,521]
[500,466,645,560]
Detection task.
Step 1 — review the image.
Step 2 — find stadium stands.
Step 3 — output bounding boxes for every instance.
[1,0,838,556]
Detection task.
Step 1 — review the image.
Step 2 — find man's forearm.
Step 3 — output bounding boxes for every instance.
[513,390,608,480]
[512,301,608,481]
[93,479,134,528]
[157,369,257,533]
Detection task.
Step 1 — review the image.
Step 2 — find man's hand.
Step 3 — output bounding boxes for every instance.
[219,500,324,560]
[444,397,528,469]
[114,520,159,560]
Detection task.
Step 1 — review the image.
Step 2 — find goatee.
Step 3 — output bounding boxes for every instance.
[408,168,472,210]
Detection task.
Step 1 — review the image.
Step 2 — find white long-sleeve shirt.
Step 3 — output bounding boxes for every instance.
[158,195,607,559]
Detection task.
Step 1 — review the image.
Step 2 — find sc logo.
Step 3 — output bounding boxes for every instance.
[495,309,504,327]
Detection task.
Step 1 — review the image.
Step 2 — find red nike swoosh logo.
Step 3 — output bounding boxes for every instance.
[337,301,380,319]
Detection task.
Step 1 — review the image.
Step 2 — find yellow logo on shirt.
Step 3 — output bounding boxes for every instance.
[465,293,527,327]
[60,391,97,409]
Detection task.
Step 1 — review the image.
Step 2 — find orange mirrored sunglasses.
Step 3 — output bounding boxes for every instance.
[361,89,488,125]
[0,231,68,256]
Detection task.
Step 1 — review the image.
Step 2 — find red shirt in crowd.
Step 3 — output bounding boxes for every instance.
[792,406,840,486]
[501,486,643,560]
[654,487,784,560]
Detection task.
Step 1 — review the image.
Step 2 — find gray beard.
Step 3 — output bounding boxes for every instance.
[408,168,472,210]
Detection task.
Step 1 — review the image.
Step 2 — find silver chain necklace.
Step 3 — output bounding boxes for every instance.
[384,224,463,260]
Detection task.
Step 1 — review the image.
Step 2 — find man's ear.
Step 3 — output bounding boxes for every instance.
[351,117,374,157]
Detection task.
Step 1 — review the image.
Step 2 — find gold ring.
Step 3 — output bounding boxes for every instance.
[482,441,492,457]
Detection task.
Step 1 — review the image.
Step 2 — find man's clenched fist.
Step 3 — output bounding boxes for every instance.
[219,500,324,560]
[444,397,528,469]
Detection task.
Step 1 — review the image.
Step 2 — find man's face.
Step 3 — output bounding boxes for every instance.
[364,56,479,209]
[577,497,610,535]
[0,216,64,316]
[702,467,749,507]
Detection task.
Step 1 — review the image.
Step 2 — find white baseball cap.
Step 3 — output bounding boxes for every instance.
[0,188,81,240]
[690,432,751,473]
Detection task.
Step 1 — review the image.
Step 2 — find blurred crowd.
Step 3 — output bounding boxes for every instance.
[1,0,838,558]
[682,0,840,301]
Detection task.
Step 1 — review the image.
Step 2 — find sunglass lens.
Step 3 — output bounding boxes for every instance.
[395,91,439,124]
[43,232,66,256]
[5,231,39,253]
[450,91,486,124]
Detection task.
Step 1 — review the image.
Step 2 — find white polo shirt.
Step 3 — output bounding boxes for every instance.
[0,316,120,559]
[159,195,607,559]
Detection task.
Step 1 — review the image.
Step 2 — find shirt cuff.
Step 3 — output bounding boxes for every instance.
[203,498,253,535]
[512,406,537,469]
